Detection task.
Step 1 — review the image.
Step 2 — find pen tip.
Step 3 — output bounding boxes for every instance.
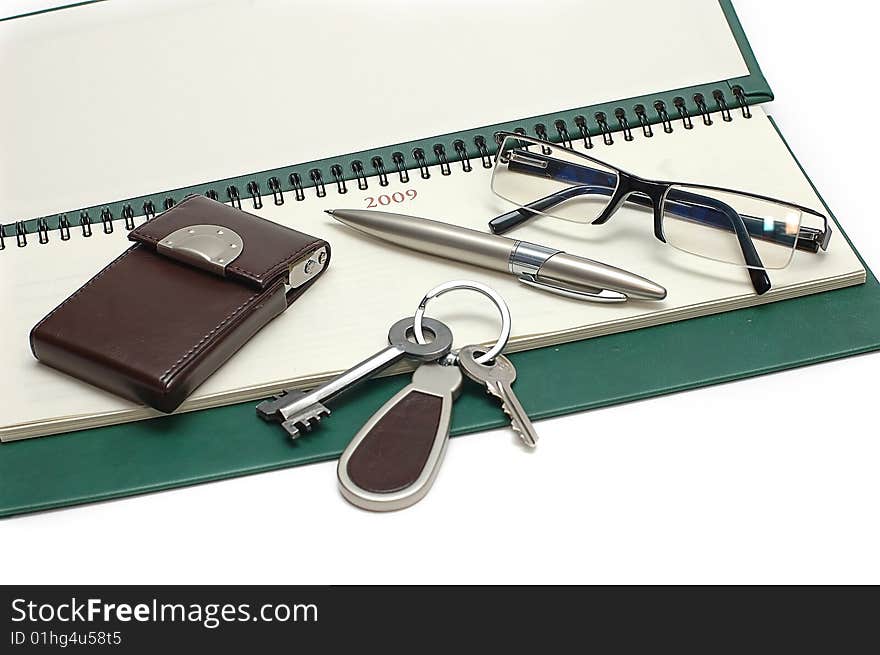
[324,209,335,216]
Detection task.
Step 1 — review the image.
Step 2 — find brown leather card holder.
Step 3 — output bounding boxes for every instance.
[30,195,330,413]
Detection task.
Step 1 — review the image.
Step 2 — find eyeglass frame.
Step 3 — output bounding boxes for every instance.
[487,130,832,295]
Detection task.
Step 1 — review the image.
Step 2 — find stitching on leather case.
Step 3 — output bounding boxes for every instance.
[157,290,261,385]
[31,246,138,337]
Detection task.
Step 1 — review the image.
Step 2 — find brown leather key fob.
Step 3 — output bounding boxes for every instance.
[337,362,462,511]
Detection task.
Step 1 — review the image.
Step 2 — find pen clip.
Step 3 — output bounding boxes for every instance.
[509,241,628,302]
[516,273,627,303]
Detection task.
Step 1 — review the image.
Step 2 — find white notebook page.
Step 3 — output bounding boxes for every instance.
[0,0,750,220]
[0,108,865,440]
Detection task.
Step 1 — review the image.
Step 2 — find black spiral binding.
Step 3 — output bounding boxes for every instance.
[101,207,113,234]
[412,148,430,179]
[289,173,305,201]
[654,100,674,133]
[554,120,573,149]
[371,156,389,186]
[673,97,693,130]
[122,204,135,229]
[732,85,751,119]
[693,93,713,126]
[392,152,409,183]
[433,144,451,176]
[310,169,326,198]
[595,113,614,146]
[7,88,752,247]
[615,108,634,142]
[59,215,71,240]
[38,217,50,244]
[532,124,553,156]
[79,211,92,237]
[473,136,492,168]
[352,161,369,190]
[330,165,347,194]
[713,89,733,122]
[573,115,593,149]
[632,105,652,137]
[225,186,240,209]
[534,123,549,144]
[453,140,472,172]
[247,181,263,209]
[16,221,27,247]
[267,177,284,205]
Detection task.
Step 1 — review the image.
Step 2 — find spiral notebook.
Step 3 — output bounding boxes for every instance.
[1,0,879,514]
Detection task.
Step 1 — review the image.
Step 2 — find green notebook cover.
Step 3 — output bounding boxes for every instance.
[3,2,878,516]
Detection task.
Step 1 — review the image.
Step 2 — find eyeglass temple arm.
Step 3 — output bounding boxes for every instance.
[489,185,742,237]
[489,154,827,253]
[490,184,616,228]
[665,187,771,294]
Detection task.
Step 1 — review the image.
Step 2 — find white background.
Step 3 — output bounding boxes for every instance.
[3,0,879,584]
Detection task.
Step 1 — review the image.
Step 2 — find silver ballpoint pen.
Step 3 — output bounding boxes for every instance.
[326,209,666,302]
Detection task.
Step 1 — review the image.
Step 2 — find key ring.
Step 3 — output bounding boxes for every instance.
[413,280,511,365]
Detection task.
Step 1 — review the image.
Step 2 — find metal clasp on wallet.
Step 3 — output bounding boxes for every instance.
[288,245,329,289]
[157,224,244,275]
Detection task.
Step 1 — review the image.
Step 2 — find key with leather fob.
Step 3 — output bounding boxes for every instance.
[337,361,462,511]
[257,317,453,438]
[337,279,514,511]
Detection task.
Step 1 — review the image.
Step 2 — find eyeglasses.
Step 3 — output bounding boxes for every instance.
[488,131,831,295]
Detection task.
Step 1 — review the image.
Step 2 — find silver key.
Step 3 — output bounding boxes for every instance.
[457,345,538,448]
[257,317,453,438]
[338,361,462,511]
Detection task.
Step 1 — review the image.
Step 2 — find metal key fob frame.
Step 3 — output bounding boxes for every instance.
[338,362,462,512]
